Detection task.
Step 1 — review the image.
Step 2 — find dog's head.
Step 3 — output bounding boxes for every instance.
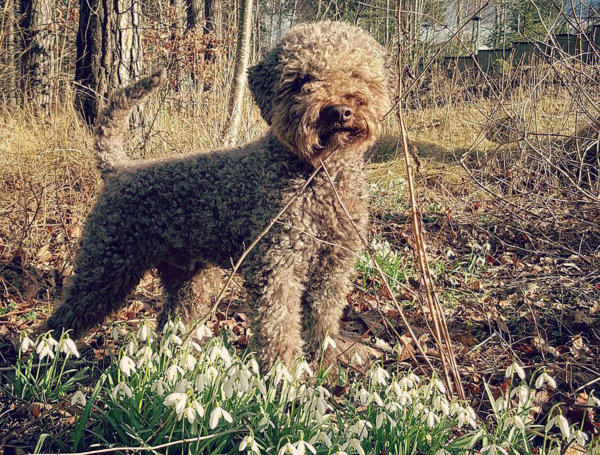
[249,21,393,166]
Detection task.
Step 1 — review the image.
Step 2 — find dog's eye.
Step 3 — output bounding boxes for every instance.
[293,75,314,93]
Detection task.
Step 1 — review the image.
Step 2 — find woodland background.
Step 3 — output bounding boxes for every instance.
[0,0,599,450]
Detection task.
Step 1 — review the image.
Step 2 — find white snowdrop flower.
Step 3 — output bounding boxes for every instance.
[492,395,506,414]
[315,386,330,397]
[376,411,391,429]
[456,406,478,429]
[20,334,34,353]
[587,393,600,407]
[547,446,561,455]
[369,366,390,386]
[287,385,298,402]
[136,346,154,370]
[185,341,202,353]
[164,392,188,415]
[237,369,251,392]
[162,320,175,334]
[294,361,314,379]
[341,439,365,455]
[351,350,364,365]
[386,401,402,413]
[482,444,509,455]
[431,377,446,394]
[413,402,425,416]
[258,415,274,432]
[546,415,571,439]
[349,420,373,439]
[239,435,260,454]
[253,378,267,396]
[136,324,151,342]
[174,379,191,393]
[323,335,337,351]
[224,378,236,399]
[449,402,461,416]
[315,395,331,416]
[355,388,370,405]
[180,352,197,371]
[332,452,348,455]
[111,382,133,400]
[398,390,412,406]
[294,441,316,455]
[175,320,187,335]
[249,358,260,376]
[510,384,529,405]
[505,360,526,380]
[59,337,80,358]
[195,324,213,341]
[125,342,136,356]
[309,431,332,448]
[388,381,402,397]
[36,339,55,361]
[195,373,208,392]
[433,396,450,415]
[208,346,232,365]
[535,372,557,389]
[274,364,293,386]
[434,449,451,455]
[408,372,420,385]
[570,429,588,446]
[111,325,125,340]
[151,379,166,397]
[119,355,136,377]
[166,364,184,382]
[371,392,384,407]
[423,408,440,428]
[182,405,197,423]
[71,390,86,407]
[503,415,525,432]
[168,333,183,346]
[191,399,205,417]
[209,406,233,429]
[278,442,299,455]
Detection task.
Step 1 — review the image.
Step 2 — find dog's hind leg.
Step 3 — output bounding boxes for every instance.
[157,263,224,330]
[46,237,147,339]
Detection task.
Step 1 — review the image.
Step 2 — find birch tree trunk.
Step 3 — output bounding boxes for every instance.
[224,0,253,145]
[75,0,142,127]
[20,0,54,111]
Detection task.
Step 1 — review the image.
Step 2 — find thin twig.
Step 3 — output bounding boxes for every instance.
[318,161,435,373]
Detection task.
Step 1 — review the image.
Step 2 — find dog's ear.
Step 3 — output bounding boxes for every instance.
[248,45,282,125]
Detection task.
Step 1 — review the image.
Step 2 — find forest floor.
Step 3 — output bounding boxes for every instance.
[0,96,598,448]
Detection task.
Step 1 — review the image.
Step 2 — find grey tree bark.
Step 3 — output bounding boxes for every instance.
[204,0,222,65]
[20,0,54,111]
[0,0,17,101]
[224,0,254,145]
[75,0,142,127]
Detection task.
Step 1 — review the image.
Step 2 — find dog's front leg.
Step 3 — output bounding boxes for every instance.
[243,252,307,371]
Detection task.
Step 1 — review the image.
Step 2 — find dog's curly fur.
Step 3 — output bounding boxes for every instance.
[46,21,392,369]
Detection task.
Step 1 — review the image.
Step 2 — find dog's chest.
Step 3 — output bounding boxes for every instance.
[292,168,368,243]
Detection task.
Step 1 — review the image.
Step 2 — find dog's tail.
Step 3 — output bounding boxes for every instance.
[94,68,166,174]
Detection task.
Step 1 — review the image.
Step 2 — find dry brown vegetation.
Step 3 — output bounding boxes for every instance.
[0,39,599,447]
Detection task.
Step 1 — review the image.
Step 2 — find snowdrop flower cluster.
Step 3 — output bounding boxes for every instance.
[16,324,596,455]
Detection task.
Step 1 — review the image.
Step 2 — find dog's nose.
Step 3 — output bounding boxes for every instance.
[326,104,353,123]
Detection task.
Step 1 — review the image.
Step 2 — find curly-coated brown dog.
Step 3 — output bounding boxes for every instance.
[46,21,393,369]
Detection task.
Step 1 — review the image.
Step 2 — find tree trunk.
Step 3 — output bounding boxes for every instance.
[204,0,222,64]
[75,0,142,127]
[1,0,17,101]
[224,0,253,145]
[20,0,54,111]
[185,0,201,27]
